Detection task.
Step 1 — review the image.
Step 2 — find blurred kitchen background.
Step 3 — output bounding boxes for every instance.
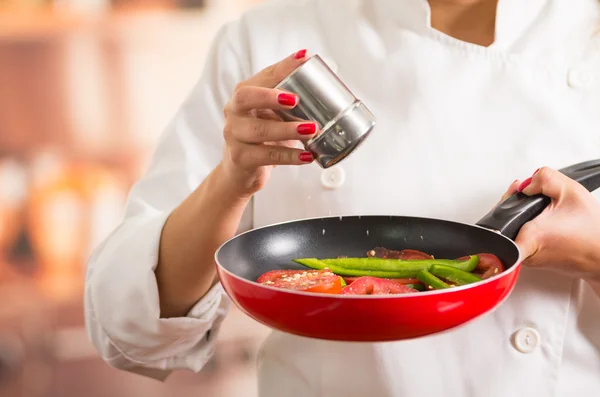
[0,0,271,396]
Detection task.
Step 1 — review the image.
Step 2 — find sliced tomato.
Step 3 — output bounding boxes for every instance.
[457,253,505,279]
[340,276,418,295]
[343,276,420,285]
[367,247,433,260]
[257,269,344,294]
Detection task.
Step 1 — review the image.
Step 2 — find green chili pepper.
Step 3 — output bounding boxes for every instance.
[429,264,481,286]
[339,277,347,287]
[293,256,479,279]
[417,270,450,290]
[294,258,424,278]
[320,256,479,273]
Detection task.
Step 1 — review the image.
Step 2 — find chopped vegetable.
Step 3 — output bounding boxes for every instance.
[294,256,479,278]
[322,256,479,272]
[343,277,420,285]
[367,248,433,260]
[417,270,451,290]
[257,269,344,294]
[429,264,481,285]
[404,283,427,291]
[256,247,506,295]
[340,276,418,295]
[293,258,421,278]
[457,253,504,279]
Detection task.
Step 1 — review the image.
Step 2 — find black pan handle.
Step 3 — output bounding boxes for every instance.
[476,159,600,241]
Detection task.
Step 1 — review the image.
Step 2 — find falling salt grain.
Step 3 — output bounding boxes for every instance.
[322,229,326,235]
[366,230,370,236]
[339,216,343,221]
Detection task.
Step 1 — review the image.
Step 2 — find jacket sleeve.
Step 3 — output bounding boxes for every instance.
[84,21,251,381]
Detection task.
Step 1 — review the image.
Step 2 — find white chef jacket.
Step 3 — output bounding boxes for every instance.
[84,0,600,395]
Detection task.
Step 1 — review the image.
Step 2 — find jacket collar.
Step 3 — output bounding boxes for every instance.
[367,0,585,51]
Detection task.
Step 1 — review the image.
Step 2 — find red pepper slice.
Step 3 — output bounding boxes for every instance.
[257,270,344,294]
[340,276,418,295]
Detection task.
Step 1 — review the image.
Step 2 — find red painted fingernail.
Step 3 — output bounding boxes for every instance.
[518,177,533,192]
[297,123,317,135]
[278,93,297,107]
[299,152,314,162]
[294,49,307,60]
[533,168,540,175]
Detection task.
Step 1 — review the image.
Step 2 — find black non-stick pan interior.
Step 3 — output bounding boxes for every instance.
[218,160,600,282]
[217,216,520,282]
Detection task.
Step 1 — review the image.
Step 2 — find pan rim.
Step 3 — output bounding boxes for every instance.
[214,214,523,300]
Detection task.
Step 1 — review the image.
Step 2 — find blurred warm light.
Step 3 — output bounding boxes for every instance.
[0,1,270,395]
[27,159,128,302]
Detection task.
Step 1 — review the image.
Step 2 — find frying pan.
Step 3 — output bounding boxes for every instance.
[216,160,600,342]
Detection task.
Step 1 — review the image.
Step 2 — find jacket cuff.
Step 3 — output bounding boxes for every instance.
[86,211,230,368]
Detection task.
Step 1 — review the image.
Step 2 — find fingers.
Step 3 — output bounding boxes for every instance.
[498,179,522,204]
[226,49,308,115]
[228,142,314,168]
[243,49,309,88]
[513,166,584,263]
[221,50,316,172]
[518,166,585,202]
[226,86,299,115]
[227,49,309,115]
[225,117,319,144]
[250,109,281,121]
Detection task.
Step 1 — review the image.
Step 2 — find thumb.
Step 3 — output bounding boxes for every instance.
[520,166,582,202]
[244,49,310,88]
[514,222,541,262]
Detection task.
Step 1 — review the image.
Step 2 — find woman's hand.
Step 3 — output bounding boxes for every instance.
[499,167,600,288]
[220,49,318,197]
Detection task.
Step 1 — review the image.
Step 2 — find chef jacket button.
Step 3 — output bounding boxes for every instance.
[513,327,541,354]
[321,166,345,189]
[322,57,339,74]
[567,68,594,89]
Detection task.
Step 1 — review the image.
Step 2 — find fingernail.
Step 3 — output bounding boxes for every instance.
[299,152,314,162]
[278,93,297,107]
[533,168,540,175]
[297,123,317,135]
[294,49,307,60]
[518,177,532,192]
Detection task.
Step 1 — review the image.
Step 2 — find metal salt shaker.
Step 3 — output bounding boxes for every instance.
[275,55,376,168]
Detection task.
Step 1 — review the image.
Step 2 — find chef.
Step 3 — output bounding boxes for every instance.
[84,0,600,395]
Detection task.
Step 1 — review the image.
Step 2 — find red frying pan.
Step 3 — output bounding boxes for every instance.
[215,160,600,342]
